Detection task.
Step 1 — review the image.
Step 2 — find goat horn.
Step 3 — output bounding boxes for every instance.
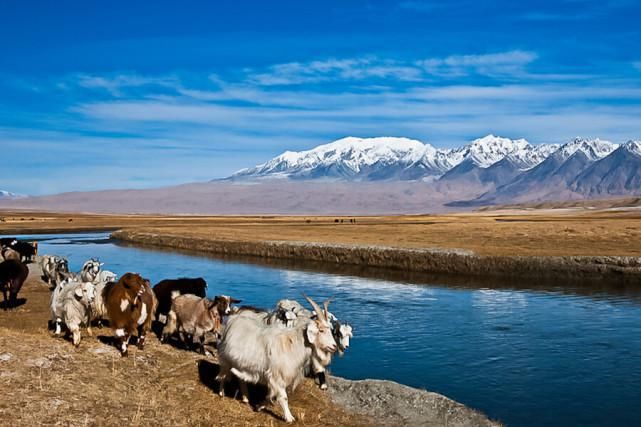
[302,293,325,321]
[323,298,333,319]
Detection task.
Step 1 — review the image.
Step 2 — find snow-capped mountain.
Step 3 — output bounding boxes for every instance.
[570,140,641,197]
[232,136,432,181]
[556,137,618,161]
[452,137,624,206]
[443,135,531,168]
[230,134,555,182]
[230,134,641,207]
[438,135,559,186]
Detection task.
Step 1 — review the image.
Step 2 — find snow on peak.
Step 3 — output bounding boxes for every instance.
[623,140,641,157]
[441,134,534,169]
[230,134,633,181]
[557,137,618,161]
[506,143,560,170]
[234,136,434,178]
[467,134,530,167]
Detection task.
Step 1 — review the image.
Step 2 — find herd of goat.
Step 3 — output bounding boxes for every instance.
[0,238,353,423]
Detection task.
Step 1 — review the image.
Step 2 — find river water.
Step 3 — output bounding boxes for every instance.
[14,232,641,426]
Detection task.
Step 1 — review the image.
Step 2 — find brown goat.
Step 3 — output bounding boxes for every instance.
[0,259,29,309]
[161,294,240,353]
[104,272,157,356]
[161,294,226,354]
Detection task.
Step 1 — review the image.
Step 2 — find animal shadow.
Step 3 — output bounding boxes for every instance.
[0,297,26,310]
[197,360,270,408]
[97,335,118,347]
[97,334,143,350]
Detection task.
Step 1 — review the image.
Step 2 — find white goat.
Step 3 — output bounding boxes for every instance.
[50,279,96,346]
[314,312,354,390]
[264,299,313,328]
[94,269,117,285]
[41,255,69,288]
[266,299,353,390]
[217,296,337,423]
[89,270,117,326]
[80,258,103,283]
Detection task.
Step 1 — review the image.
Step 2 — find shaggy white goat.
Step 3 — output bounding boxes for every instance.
[217,296,337,423]
[50,278,95,346]
[80,258,103,283]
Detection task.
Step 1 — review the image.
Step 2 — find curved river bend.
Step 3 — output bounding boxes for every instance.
[18,232,641,427]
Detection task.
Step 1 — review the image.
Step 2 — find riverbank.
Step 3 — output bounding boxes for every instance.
[0,263,498,426]
[112,230,641,282]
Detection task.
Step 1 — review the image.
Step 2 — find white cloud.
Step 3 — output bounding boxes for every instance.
[244,51,539,85]
[248,57,424,85]
[74,73,180,96]
[418,50,538,77]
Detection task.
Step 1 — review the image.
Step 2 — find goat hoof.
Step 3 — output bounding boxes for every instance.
[320,384,328,391]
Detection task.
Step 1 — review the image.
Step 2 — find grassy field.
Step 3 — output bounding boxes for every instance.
[1,208,641,257]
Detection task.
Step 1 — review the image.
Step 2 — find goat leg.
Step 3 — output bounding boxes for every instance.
[276,389,295,423]
[217,366,230,398]
[54,318,62,335]
[120,336,129,357]
[317,371,328,390]
[71,328,81,347]
[115,328,129,356]
[137,326,146,350]
[239,380,250,404]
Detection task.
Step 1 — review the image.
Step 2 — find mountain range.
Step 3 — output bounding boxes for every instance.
[1,135,640,215]
[230,135,641,205]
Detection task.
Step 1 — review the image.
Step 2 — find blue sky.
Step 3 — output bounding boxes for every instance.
[1,0,640,195]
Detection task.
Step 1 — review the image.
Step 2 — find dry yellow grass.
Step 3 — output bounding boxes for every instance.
[2,209,641,257]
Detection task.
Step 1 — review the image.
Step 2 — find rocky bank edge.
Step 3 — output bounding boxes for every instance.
[112,230,641,282]
[328,376,499,427]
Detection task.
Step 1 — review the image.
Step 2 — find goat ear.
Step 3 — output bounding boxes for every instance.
[74,287,83,298]
[230,298,242,304]
[305,321,319,343]
[208,300,217,310]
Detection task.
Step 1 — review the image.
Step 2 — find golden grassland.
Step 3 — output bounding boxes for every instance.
[2,208,641,257]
